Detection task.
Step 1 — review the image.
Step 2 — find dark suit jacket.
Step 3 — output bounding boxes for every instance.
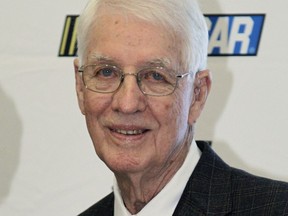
[79,141,288,215]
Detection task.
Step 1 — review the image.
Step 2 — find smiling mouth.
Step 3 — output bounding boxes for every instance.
[111,129,147,135]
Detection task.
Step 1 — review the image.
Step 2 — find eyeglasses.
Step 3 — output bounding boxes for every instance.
[78,64,192,96]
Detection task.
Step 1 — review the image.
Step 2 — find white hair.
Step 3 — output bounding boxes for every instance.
[77,0,208,74]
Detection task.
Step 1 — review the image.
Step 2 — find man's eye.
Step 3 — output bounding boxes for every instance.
[143,71,166,82]
[97,68,114,77]
[151,72,164,81]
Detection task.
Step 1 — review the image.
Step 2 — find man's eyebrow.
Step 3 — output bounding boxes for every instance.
[141,58,172,68]
[88,54,117,64]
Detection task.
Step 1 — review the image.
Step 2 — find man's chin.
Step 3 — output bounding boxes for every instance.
[104,156,148,176]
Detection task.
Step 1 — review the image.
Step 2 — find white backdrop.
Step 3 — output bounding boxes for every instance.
[0,0,287,215]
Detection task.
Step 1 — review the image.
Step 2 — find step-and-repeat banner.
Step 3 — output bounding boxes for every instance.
[1,0,287,215]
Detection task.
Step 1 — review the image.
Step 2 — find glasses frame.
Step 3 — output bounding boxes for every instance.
[78,64,192,97]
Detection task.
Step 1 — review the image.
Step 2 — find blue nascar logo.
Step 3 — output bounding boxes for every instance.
[205,14,265,56]
[59,14,265,57]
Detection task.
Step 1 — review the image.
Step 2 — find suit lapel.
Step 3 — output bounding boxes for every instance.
[173,141,233,216]
[78,193,114,216]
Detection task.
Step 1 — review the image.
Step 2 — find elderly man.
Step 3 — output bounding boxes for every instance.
[74,0,288,215]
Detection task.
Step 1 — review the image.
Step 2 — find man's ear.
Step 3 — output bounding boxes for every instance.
[188,69,212,125]
[74,58,86,115]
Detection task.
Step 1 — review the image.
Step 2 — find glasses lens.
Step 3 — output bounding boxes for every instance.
[83,65,122,93]
[138,67,177,96]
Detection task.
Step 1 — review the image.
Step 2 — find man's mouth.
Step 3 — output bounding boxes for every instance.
[111,129,147,135]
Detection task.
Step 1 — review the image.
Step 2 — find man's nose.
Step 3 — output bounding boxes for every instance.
[111,74,147,114]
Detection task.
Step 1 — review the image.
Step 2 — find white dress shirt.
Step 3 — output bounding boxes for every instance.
[114,139,201,216]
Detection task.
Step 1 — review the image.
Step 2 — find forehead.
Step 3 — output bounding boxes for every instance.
[85,12,180,68]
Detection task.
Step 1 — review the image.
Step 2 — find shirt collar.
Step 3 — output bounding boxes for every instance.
[114,139,201,216]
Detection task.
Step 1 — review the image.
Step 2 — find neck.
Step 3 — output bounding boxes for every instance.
[115,129,193,214]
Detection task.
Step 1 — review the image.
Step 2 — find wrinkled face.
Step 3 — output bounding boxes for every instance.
[75,13,197,175]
